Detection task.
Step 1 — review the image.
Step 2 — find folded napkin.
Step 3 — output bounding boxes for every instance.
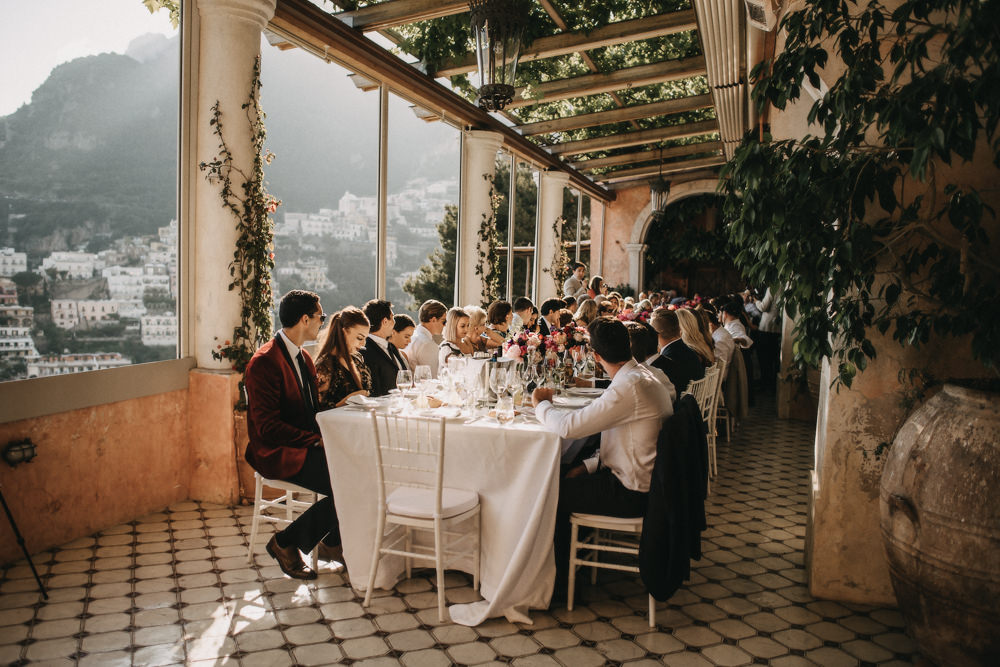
[345,394,379,407]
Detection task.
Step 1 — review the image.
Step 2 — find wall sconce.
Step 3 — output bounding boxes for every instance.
[3,438,37,467]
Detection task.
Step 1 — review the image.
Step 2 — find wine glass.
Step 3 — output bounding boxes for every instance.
[489,365,509,400]
[413,365,432,388]
[395,369,413,391]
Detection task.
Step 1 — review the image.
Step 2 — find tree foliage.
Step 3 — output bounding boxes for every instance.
[722,0,1000,387]
[403,205,457,309]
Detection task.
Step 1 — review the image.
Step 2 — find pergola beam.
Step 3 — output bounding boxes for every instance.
[336,0,468,32]
[570,140,723,170]
[550,119,719,156]
[519,94,713,136]
[434,10,699,77]
[506,56,706,109]
[597,155,727,183]
[272,0,614,201]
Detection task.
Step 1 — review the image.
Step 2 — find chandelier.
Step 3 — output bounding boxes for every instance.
[649,147,670,219]
[469,0,527,112]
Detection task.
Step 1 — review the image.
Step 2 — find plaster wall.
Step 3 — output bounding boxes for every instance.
[601,184,649,288]
[0,390,191,564]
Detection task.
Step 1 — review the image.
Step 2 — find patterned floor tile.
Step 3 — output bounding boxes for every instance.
[0,400,920,666]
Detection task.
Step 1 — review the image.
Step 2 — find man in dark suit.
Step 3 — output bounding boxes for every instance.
[649,308,705,396]
[361,298,407,396]
[538,297,565,336]
[244,290,341,580]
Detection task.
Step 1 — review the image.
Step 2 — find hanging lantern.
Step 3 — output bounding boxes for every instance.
[649,177,670,215]
[649,146,670,219]
[469,0,527,112]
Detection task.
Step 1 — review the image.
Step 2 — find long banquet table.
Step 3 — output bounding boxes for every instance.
[317,406,561,625]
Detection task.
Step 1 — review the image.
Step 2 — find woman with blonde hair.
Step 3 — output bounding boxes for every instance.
[573,298,599,327]
[462,305,489,352]
[438,307,473,368]
[315,306,372,409]
[676,308,715,366]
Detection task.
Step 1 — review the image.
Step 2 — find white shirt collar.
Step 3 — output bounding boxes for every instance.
[279,330,300,358]
[368,333,390,352]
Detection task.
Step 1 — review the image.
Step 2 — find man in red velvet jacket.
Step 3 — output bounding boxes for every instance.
[244,289,341,579]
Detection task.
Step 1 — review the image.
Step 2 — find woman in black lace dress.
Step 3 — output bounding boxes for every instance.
[315,306,373,410]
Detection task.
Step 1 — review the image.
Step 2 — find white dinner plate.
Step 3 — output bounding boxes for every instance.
[566,387,604,397]
[553,395,592,408]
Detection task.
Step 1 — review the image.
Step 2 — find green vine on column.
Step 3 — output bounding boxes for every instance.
[544,216,571,294]
[476,173,503,306]
[198,56,279,376]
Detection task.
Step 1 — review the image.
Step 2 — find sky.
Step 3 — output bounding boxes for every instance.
[0,0,177,117]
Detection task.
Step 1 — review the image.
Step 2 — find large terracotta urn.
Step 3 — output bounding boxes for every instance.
[880,385,1000,665]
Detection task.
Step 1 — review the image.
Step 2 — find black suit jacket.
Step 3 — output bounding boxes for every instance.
[362,336,403,397]
[538,318,552,336]
[639,394,707,600]
[652,340,705,396]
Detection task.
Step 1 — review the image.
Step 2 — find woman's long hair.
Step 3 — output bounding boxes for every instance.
[574,298,599,325]
[316,306,369,387]
[442,307,468,344]
[677,308,715,365]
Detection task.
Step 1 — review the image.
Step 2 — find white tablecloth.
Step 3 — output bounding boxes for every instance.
[317,408,561,625]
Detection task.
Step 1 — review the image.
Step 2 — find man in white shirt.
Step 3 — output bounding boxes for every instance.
[510,296,534,334]
[404,299,447,377]
[720,302,753,349]
[532,317,670,599]
[562,262,588,299]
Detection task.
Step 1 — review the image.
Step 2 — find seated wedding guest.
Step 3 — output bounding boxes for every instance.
[563,262,588,299]
[387,314,415,370]
[597,301,617,318]
[587,275,605,299]
[650,308,705,395]
[532,317,670,596]
[439,307,473,369]
[563,295,577,311]
[528,306,541,333]
[484,300,513,347]
[463,305,490,352]
[539,297,565,335]
[405,299,448,377]
[608,293,623,313]
[573,298,598,327]
[362,299,406,397]
[701,304,735,367]
[624,320,676,405]
[649,292,662,308]
[244,289,341,579]
[316,307,372,410]
[635,299,653,312]
[720,301,753,349]
[558,310,575,328]
[677,308,715,366]
[512,296,535,333]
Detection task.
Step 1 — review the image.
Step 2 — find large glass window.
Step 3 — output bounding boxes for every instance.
[388,92,460,316]
[493,151,512,303]
[512,164,538,300]
[0,1,180,382]
[261,42,378,316]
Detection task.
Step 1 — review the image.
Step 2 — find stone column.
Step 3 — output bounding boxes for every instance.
[188,0,276,505]
[535,171,570,303]
[458,131,504,307]
[625,242,647,293]
[193,0,276,369]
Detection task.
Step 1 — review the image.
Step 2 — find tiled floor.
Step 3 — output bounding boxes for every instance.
[1,406,920,666]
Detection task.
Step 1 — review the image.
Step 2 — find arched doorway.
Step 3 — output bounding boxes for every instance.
[626,179,741,295]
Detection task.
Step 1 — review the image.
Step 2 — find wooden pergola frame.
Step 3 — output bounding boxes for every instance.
[271,0,739,192]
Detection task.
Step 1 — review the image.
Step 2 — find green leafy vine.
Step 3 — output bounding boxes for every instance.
[544,215,571,294]
[476,173,503,306]
[198,56,279,377]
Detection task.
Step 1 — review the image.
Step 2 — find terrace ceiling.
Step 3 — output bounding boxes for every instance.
[269,0,749,199]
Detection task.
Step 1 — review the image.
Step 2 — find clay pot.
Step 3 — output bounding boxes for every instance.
[880,385,1000,665]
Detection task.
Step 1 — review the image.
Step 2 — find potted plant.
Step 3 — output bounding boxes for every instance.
[720,0,999,663]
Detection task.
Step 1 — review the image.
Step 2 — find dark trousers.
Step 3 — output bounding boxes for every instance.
[277,446,341,551]
[555,468,647,585]
[755,331,781,393]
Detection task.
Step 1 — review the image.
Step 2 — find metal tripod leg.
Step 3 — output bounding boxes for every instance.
[0,485,47,599]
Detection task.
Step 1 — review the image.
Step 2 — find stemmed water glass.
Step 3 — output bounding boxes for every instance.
[396,369,413,391]
[414,365,432,388]
[489,365,510,401]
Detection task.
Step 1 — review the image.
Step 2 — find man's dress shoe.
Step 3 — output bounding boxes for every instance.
[266,535,317,580]
[316,542,345,567]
